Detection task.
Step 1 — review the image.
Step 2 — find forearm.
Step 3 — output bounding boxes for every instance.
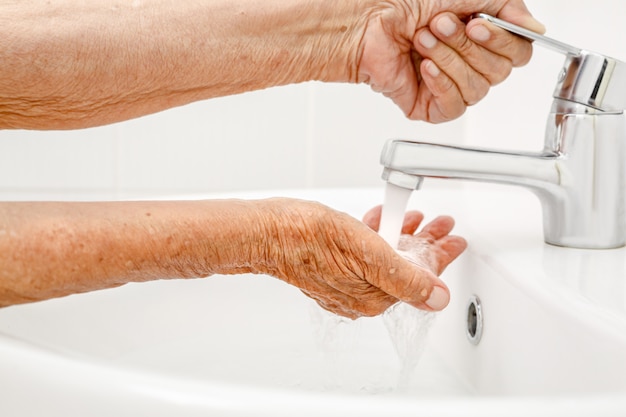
[0,0,369,129]
[0,199,269,307]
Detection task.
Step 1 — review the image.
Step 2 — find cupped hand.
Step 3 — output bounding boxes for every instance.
[357,0,545,122]
[259,199,467,319]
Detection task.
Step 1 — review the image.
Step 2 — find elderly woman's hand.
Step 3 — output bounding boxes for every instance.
[258,199,466,319]
[356,0,545,122]
[0,198,465,312]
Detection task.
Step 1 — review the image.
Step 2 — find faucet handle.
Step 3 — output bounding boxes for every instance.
[473,13,581,56]
[472,13,582,56]
[473,13,626,113]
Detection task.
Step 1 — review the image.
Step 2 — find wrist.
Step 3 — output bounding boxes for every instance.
[249,198,325,279]
[303,0,379,84]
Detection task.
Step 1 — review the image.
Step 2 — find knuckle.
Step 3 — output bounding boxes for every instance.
[453,35,478,58]
[432,70,457,96]
[432,50,457,72]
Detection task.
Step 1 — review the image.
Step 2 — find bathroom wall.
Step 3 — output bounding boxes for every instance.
[0,0,624,200]
[0,77,464,200]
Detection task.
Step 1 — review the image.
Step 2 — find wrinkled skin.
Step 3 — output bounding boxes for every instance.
[258,199,467,319]
[1,0,543,128]
[0,198,465,317]
[357,0,545,122]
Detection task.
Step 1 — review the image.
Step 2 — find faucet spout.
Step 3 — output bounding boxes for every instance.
[380,101,626,249]
[381,141,560,191]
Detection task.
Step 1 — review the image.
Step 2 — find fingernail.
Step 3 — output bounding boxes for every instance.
[425,286,449,310]
[469,25,490,42]
[436,16,457,37]
[419,30,437,49]
[424,60,440,77]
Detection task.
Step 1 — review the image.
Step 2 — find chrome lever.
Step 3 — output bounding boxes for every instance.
[472,13,626,113]
[472,13,581,57]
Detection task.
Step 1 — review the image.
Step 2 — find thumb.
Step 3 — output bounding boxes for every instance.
[375,255,451,311]
[498,1,546,34]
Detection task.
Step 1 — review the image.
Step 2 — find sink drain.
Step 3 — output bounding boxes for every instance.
[466,295,483,345]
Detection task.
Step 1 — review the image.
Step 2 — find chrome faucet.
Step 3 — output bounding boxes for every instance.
[380,15,626,249]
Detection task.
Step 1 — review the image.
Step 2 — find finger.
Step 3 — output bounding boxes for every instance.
[435,236,468,274]
[401,211,424,235]
[428,12,522,85]
[415,59,466,122]
[390,262,450,312]
[395,232,468,275]
[362,205,382,231]
[362,206,424,234]
[465,19,533,68]
[417,215,456,240]
[300,268,399,319]
[497,0,546,34]
[368,253,451,312]
[415,22,490,105]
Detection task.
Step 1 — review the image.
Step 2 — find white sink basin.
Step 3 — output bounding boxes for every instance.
[1,186,625,416]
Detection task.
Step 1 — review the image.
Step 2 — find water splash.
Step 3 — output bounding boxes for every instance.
[383,302,436,391]
[309,303,361,391]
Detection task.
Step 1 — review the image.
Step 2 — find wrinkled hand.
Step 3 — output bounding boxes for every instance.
[357,0,545,122]
[259,199,466,319]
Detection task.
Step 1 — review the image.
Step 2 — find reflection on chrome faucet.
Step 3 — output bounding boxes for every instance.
[380,17,626,250]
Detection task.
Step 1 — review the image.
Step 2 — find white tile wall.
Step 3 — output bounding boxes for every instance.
[0,1,624,199]
[115,85,311,195]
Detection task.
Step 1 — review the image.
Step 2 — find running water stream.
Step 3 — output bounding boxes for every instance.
[379,183,437,391]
